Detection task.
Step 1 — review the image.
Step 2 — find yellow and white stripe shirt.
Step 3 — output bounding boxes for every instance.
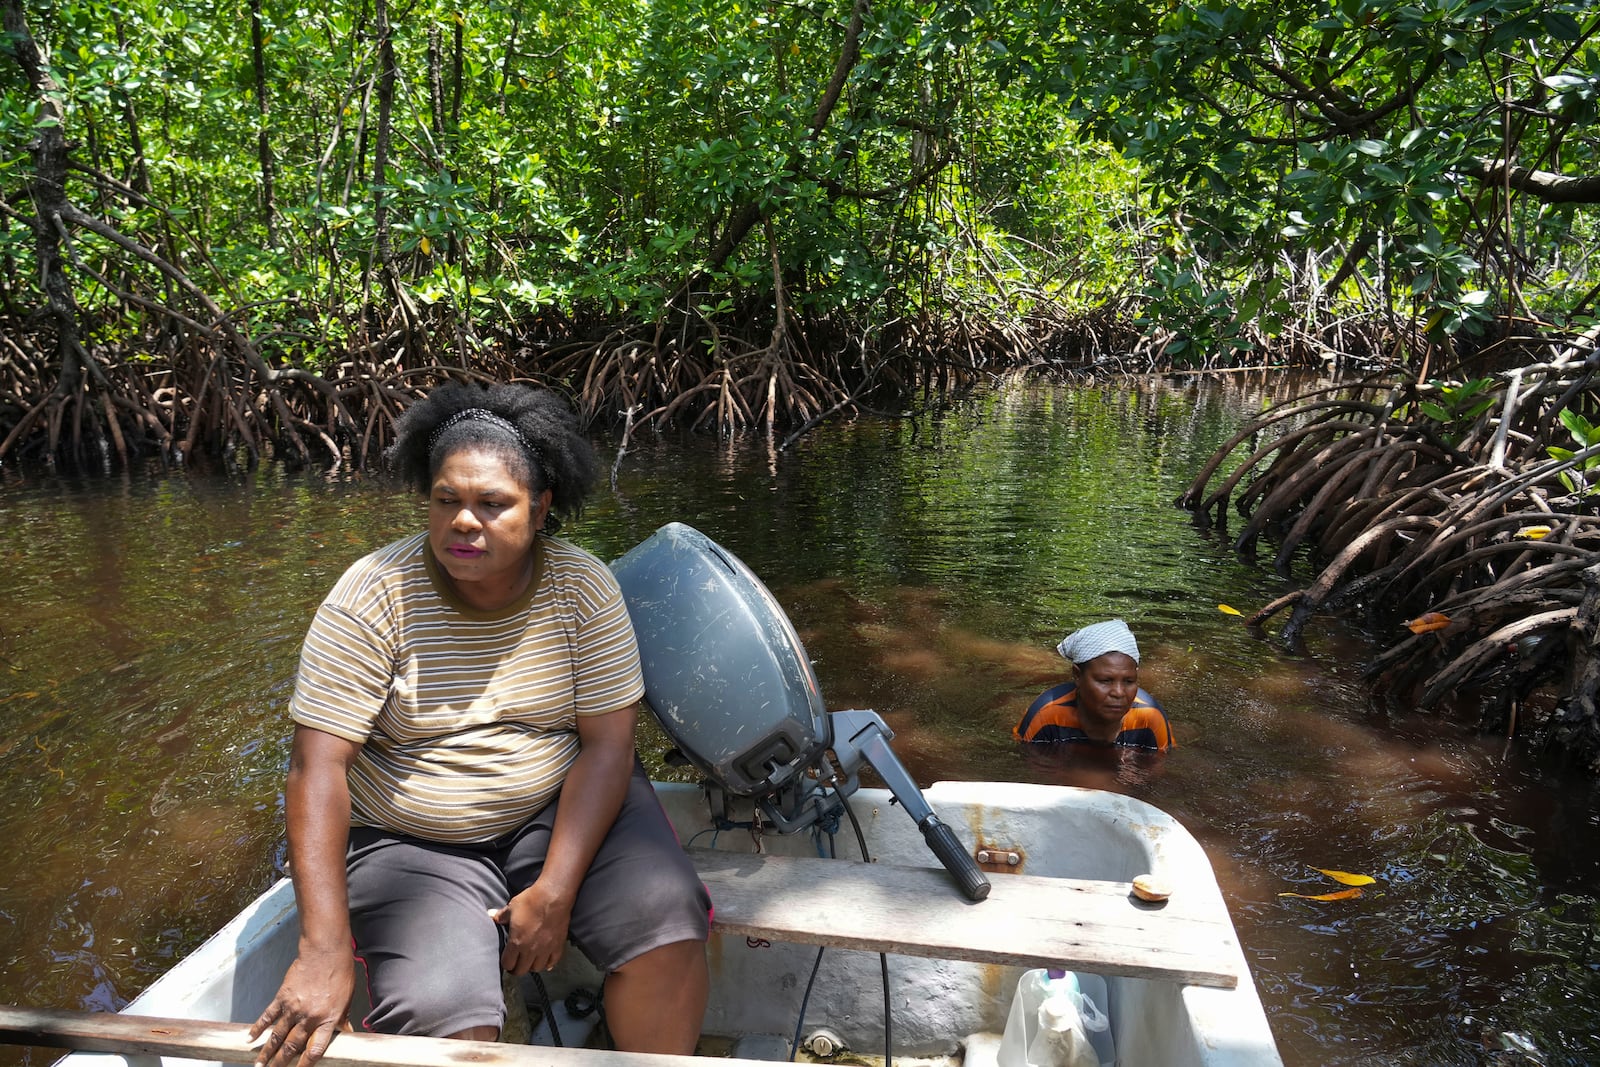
[290,531,645,843]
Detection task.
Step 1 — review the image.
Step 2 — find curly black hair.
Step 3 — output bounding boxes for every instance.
[385,382,599,535]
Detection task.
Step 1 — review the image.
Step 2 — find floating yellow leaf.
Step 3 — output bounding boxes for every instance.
[1406,611,1451,634]
[1515,525,1552,540]
[1218,604,1242,616]
[1311,867,1376,886]
[1278,887,1364,901]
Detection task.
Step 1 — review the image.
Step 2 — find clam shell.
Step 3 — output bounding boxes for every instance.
[1131,873,1172,902]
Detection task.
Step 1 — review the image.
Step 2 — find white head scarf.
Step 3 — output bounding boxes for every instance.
[1056,619,1140,666]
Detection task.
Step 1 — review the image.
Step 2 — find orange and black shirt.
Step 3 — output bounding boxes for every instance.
[1013,682,1175,752]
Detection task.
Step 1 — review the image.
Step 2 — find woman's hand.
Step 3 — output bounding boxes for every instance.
[249,946,355,1067]
[492,880,575,975]
[252,726,363,1067]
[492,706,636,975]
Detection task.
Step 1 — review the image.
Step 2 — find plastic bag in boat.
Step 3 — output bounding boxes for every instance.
[997,969,1115,1067]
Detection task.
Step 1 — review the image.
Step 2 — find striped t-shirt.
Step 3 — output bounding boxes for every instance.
[289,531,646,843]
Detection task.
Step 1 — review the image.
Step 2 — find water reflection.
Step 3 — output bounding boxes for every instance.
[2,375,1599,1066]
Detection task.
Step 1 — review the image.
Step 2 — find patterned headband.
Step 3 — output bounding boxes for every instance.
[427,407,541,466]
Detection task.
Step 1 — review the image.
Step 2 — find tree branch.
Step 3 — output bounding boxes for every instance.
[1464,158,1600,204]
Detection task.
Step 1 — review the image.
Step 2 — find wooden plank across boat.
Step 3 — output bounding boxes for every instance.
[0,1005,763,1067]
[12,781,1282,1067]
[692,849,1238,988]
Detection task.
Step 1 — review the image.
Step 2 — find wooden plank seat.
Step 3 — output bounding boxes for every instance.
[688,849,1241,990]
[0,1006,728,1067]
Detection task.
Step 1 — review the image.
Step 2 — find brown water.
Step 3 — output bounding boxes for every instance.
[2,375,1598,1066]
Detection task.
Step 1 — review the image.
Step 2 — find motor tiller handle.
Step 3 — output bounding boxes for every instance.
[838,711,992,903]
[921,814,992,902]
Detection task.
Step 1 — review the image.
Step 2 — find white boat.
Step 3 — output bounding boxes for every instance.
[36,778,1282,1067]
[17,526,1280,1067]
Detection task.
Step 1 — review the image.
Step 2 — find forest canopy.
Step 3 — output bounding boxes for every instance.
[1,0,1597,468]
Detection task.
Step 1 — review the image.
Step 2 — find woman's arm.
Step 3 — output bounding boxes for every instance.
[494,704,637,975]
[251,725,363,1067]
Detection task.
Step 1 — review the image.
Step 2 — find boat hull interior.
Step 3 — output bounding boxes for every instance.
[55,781,1281,1067]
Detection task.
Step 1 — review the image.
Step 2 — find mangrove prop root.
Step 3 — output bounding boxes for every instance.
[1236,427,1380,558]
[1419,608,1579,709]
[1363,587,1584,679]
[1548,562,1600,764]
[1177,396,1387,512]
[1184,360,1600,762]
[7,289,1108,468]
[1280,514,1442,647]
[1378,512,1600,602]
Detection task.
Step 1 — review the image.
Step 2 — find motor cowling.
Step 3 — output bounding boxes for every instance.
[609,521,829,799]
[611,522,990,901]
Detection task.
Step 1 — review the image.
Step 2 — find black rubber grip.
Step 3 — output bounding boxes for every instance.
[923,816,991,902]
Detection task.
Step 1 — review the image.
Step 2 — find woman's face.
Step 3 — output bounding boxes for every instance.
[1074,651,1139,733]
[428,445,552,610]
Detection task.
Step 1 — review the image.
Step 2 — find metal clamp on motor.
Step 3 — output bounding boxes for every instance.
[611,522,990,902]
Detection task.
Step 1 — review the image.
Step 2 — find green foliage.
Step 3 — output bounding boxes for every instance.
[1412,376,1498,444]
[1001,0,1600,353]
[1136,256,1277,366]
[3,0,1154,353]
[4,0,1598,372]
[1549,407,1600,495]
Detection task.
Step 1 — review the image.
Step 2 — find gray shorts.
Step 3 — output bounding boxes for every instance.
[345,762,711,1036]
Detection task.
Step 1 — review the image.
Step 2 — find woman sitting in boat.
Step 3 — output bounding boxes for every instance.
[1013,619,1175,752]
[250,382,711,1067]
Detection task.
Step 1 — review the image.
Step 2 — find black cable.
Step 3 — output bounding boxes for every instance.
[789,944,829,1061]
[841,796,891,1067]
[879,953,892,1067]
[528,972,562,1047]
[789,825,838,1061]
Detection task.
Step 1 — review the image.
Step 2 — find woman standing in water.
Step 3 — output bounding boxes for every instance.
[251,382,710,1067]
[1014,619,1175,752]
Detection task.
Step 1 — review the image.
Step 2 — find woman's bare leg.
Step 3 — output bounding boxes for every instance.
[444,1025,499,1041]
[602,939,710,1054]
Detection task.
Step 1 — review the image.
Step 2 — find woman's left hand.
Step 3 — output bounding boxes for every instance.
[491,881,575,974]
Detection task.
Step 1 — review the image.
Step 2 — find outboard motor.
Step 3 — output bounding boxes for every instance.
[611,522,990,902]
